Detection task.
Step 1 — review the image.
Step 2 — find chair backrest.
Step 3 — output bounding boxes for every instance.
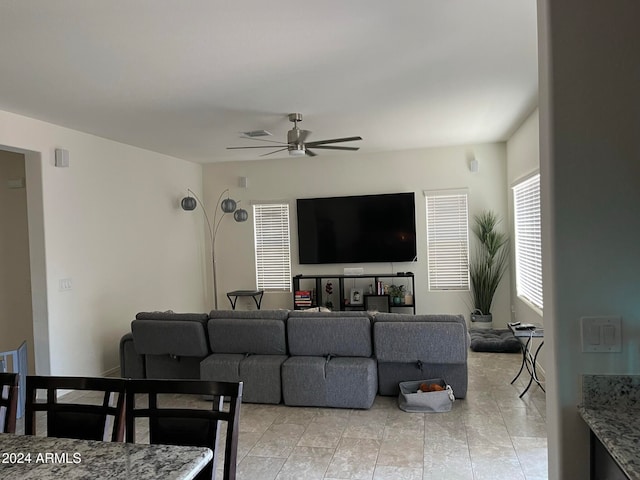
[25,376,126,442]
[125,379,243,480]
[0,372,19,434]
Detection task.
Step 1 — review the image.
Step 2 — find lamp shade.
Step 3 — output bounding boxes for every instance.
[234,208,249,222]
[221,198,237,213]
[181,196,197,211]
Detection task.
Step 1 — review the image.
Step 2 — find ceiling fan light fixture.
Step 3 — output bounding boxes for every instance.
[289,145,306,156]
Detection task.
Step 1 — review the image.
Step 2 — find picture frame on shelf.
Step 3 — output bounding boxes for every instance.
[350,288,363,305]
[364,295,390,313]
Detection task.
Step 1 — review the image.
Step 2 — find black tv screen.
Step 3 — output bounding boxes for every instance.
[296,192,417,264]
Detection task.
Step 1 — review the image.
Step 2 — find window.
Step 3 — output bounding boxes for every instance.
[253,203,292,291]
[425,190,469,290]
[513,174,543,310]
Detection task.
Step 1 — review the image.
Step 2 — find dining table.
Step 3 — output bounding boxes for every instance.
[0,433,213,479]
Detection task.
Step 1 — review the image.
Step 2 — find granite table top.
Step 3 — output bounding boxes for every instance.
[0,433,213,479]
[579,374,640,480]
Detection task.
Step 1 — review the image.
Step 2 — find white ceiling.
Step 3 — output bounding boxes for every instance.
[0,1,538,164]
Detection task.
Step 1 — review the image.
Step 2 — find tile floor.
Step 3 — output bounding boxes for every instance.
[20,349,547,480]
[229,350,547,480]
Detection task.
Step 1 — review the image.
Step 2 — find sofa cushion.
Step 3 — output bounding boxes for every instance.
[287,314,372,357]
[207,318,287,355]
[136,311,209,323]
[373,321,467,364]
[131,319,209,357]
[373,312,466,326]
[288,311,370,319]
[281,356,377,408]
[208,310,289,321]
[200,353,287,404]
[281,356,328,406]
[326,357,377,409]
[469,329,522,353]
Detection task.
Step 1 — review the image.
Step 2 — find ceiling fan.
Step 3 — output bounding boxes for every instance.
[227,113,362,157]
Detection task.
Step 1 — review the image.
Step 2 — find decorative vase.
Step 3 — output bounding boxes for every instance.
[470,312,493,330]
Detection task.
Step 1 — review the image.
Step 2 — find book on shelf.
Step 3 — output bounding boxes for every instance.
[294,290,312,307]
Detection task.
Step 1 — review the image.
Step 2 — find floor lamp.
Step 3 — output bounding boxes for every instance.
[181,189,248,309]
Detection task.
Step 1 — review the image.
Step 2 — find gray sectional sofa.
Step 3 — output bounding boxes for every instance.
[119,309,469,409]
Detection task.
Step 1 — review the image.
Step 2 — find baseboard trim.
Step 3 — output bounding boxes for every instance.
[102,366,120,378]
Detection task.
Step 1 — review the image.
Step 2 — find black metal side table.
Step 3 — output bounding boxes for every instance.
[226,290,264,310]
[508,323,545,398]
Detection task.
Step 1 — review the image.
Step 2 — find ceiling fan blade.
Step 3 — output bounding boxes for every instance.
[305,136,362,146]
[306,145,360,151]
[259,147,289,157]
[305,149,318,157]
[227,145,292,150]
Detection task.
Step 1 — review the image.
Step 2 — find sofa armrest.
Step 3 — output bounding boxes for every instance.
[119,333,145,378]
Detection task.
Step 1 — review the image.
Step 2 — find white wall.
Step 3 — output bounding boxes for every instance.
[0,151,35,372]
[539,1,640,478]
[203,143,511,324]
[506,109,544,371]
[0,109,207,376]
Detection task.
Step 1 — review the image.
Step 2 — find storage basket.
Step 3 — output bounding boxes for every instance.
[398,378,455,413]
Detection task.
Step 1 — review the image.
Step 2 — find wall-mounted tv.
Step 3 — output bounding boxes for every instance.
[296,192,417,264]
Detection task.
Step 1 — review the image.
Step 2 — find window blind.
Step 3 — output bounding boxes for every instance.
[513,174,543,309]
[253,203,292,291]
[425,191,469,290]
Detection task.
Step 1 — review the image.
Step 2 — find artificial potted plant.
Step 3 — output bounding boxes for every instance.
[469,210,509,329]
[388,284,406,305]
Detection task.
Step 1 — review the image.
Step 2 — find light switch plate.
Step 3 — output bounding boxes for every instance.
[59,278,72,291]
[581,316,622,352]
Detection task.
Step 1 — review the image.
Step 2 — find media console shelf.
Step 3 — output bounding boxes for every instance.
[292,273,415,313]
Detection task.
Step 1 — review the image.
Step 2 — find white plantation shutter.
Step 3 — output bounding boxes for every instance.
[425,191,469,290]
[513,174,543,309]
[254,203,292,291]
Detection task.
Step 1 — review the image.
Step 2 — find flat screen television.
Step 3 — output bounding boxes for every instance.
[296,192,417,264]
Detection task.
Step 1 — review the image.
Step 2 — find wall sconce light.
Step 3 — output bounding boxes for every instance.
[181,188,248,310]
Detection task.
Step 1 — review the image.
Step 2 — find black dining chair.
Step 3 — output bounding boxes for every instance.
[25,376,126,441]
[0,372,19,434]
[125,379,243,480]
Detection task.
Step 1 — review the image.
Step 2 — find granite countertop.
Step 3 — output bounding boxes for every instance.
[579,374,640,480]
[0,433,212,479]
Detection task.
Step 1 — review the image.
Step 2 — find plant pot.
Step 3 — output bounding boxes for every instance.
[470,312,493,330]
